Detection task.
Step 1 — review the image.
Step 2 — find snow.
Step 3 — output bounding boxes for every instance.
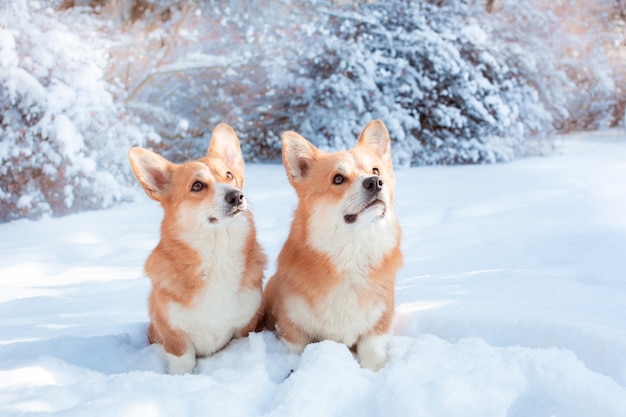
[4,1,623,221]
[0,2,158,221]
[1,130,626,416]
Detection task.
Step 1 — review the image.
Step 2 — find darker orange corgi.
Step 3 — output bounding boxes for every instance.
[264,120,403,371]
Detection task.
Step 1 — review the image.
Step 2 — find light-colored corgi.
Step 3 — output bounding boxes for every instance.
[264,120,403,371]
[128,124,266,374]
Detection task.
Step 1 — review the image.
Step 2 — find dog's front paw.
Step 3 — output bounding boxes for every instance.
[165,345,196,375]
[359,352,388,372]
[357,334,389,372]
[280,336,307,355]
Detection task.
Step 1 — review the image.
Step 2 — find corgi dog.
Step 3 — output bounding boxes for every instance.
[264,120,403,371]
[128,124,266,374]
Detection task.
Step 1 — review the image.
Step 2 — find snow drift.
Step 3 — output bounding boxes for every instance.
[0,131,625,416]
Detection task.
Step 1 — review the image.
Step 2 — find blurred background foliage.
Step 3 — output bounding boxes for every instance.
[1,0,625,220]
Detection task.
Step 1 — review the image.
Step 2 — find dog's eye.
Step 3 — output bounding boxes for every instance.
[191,181,206,192]
[333,174,345,185]
[225,171,233,181]
[373,167,380,175]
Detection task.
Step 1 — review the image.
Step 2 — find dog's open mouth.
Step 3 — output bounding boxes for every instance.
[208,208,244,224]
[228,208,244,217]
[343,199,386,224]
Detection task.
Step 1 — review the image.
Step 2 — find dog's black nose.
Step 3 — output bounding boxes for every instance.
[363,176,384,193]
[225,189,244,206]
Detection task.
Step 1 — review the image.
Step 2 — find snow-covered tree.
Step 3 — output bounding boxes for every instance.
[1,0,624,222]
[93,0,624,167]
[107,0,307,163]
[0,2,158,222]
[481,0,623,132]
[276,2,552,165]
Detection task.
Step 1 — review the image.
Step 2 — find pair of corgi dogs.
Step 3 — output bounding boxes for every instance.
[128,120,403,375]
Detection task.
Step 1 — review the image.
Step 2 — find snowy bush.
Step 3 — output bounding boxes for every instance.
[1,0,624,222]
[105,0,305,164]
[97,0,624,166]
[268,0,623,164]
[0,2,159,222]
[479,0,622,133]
[276,2,553,165]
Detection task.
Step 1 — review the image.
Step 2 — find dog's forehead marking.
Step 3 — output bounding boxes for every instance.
[355,151,376,171]
[192,161,215,182]
[334,159,353,174]
[334,152,375,175]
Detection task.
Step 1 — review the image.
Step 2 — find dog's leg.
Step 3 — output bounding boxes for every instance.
[262,275,278,331]
[236,299,264,337]
[159,325,196,374]
[357,333,390,371]
[277,318,309,354]
[165,346,195,375]
[147,322,159,344]
[280,335,307,354]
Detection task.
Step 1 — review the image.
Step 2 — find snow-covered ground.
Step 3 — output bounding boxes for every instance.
[1,130,625,416]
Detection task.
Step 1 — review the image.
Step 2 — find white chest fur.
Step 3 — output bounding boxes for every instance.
[286,276,385,347]
[289,211,399,345]
[168,214,261,356]
[307,207,399,276]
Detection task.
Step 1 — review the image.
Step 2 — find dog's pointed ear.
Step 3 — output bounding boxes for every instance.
[208,123,245,176]
[128,147,173,201]
[282,131,318,184]
[357,120,392,166]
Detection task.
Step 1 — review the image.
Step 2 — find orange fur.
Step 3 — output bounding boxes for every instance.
[264,120,403,371]
[129,124,266,374]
